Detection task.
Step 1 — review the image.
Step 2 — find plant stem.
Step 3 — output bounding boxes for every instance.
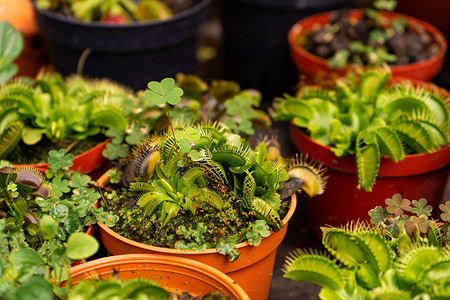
[65,140,80,154]
[166,104,179,154]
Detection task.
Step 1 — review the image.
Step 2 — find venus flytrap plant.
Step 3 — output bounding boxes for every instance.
[98,78,327,262]
[272,67,449,191]
[283,194,450,300]
[0,70,134,164]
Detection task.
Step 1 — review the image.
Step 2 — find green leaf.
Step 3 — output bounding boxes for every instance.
[51,266,69,284]
[283,250,345,291]
[70,173,91,188]
[125,124,145,145]
[356,131,381,192]
[246,220,270,246]
[368,206,387,225]
[216,239,240,262]
[374,127,404,162]
[411,198,433,217]
[14,276,54,300]
[9,248,43,267]
[0,63,17,86]
[102,142,129,160]
[145,78,183,106]
[21,127,45,145]
[47,149,74,170]
[39,214,58,240]
[0,21,23,81]
[50,178,70,197]
[64,232,99,260]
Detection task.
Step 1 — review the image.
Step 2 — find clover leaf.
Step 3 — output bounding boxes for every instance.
[145,78,184,106]
[125,124,145,145]
[411,198,432,217]
[50,177,70,198]
[48,149,74,170]
[368,206,388,225]
[439,202,450,222]
[102,142,129,160]
[385,194,411,216]
[70,173,91,188]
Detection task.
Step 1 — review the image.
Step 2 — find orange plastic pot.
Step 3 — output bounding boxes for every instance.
[95,173,296,300]
[287,9,447,81]
[69,254,250,299]
[13,138,110,175]
[289,76,450,237]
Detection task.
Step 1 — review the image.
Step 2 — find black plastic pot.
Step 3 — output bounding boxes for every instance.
[32,0,211,90]
[221,0,353,105]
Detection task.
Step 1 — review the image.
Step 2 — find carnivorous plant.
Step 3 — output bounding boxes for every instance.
[271,67,449,191]
[98,78,327,262]
[283,194,450,299]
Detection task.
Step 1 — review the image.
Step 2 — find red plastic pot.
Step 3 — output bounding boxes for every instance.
[290,109,449,239]
[69,254,250,299]
[95,173,296,300]
[287,9,447,81]
[13,138,110,175]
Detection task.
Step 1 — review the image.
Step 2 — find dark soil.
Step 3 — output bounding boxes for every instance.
[303,8,441,66]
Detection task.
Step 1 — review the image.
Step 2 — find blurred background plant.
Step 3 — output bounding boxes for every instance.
[34,0,196,23]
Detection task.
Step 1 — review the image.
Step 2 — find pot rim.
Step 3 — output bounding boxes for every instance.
[96,173,297,255]
[290,121,450,176]
[12,137,111,171]
[31,0,211,29]
[287,9,448,73]
[69,253,250,299]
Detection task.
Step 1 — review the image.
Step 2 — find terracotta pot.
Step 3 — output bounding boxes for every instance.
[0,0,48,78]
[13,138,110,175]
[289,77,450,238]
[95,173,297,300]
[287,9,447,81]
[69,254,250,299]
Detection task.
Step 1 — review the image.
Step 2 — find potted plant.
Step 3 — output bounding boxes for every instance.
[31,0,211,90]
[93,77,327,300]
[282,194,450,299]
[0,148,118,264]
[0,69,135,174]
[0,217,99,299]
[69,254,249,299]
[271,67,450,236]
[0,213,240,300]
[287,0,447,81]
